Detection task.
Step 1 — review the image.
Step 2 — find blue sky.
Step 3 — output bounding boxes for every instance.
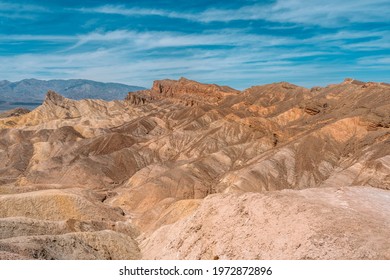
[0,0,389,89]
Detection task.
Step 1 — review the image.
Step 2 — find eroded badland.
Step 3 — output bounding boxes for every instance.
[0,77,389,259]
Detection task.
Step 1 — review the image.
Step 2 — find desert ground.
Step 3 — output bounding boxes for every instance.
[0,78,389,259]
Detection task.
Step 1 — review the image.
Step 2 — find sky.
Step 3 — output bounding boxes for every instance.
[0,0,389,89]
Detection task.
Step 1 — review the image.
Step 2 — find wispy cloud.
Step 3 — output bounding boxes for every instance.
[1,23,386,87]
[303,30,390,51]
[0,43,384,89]
[0,26,356,89]
[0,34,74,41]
[0,1,49,19]
[77,0,390,26]
[0,49,318,87]
[70,29,296,49]
[0,1,388,88]
[5,27,386,54]
[268,0,390,26]
[0,1,47,12]
[358,55,390,66]
[2,29,298,51]
[76,5,196,20]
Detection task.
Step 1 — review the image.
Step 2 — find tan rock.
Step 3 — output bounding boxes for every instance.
[0,79,389,259]
[141,187,390,260]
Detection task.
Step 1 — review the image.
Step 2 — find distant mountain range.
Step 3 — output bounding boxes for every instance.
[0,79,145,103]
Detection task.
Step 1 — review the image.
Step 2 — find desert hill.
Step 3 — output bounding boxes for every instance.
[0,77,389,259]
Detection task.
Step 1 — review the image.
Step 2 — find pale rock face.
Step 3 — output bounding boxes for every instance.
[141,187,390,260]
[0,78,389,259]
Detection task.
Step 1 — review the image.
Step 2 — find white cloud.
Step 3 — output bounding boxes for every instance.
[0,1,49,19]
[1,0,388,88]
[358,56,390,66]
[6,29,296,51]
[267,0,389,26]
[76,5,195,20]
[0,34,75,41]
[0,47,383,89]
[77,0,390,26]
[1,24,385,88]
[341,37,390,51]
[303,30,390,51]
[0,32,355,90]
[0,1,48,12]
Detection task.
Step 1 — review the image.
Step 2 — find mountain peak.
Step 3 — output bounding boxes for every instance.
[274,81,302,89]
[44,90,66,105]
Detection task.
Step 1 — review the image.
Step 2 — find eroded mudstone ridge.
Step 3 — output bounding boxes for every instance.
[0,78,389,259]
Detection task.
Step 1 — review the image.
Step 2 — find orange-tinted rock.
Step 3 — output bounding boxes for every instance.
[127,77,239,105]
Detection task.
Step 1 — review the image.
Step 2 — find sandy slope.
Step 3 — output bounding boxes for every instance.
[0,77,389,259]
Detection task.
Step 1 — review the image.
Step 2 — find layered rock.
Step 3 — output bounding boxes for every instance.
[127,77,239,105]
[0,108,30,119]
[0,78,389,259]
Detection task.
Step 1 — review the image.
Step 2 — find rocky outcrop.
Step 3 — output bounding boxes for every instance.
[142,187,390,260]
[0,230,140,260]
[0,108,30,119]
[126,91,154,105]
[127,77,239,105]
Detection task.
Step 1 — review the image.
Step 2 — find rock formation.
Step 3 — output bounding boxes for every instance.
[0,77,389,259]
[0,108,30,119]
[127,77,239,105]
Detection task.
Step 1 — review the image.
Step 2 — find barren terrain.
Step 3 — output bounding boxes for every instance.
[0,77,389,259]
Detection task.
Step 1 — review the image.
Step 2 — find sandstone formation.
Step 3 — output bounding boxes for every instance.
[126,77,239,105]
[0,77,389,259]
